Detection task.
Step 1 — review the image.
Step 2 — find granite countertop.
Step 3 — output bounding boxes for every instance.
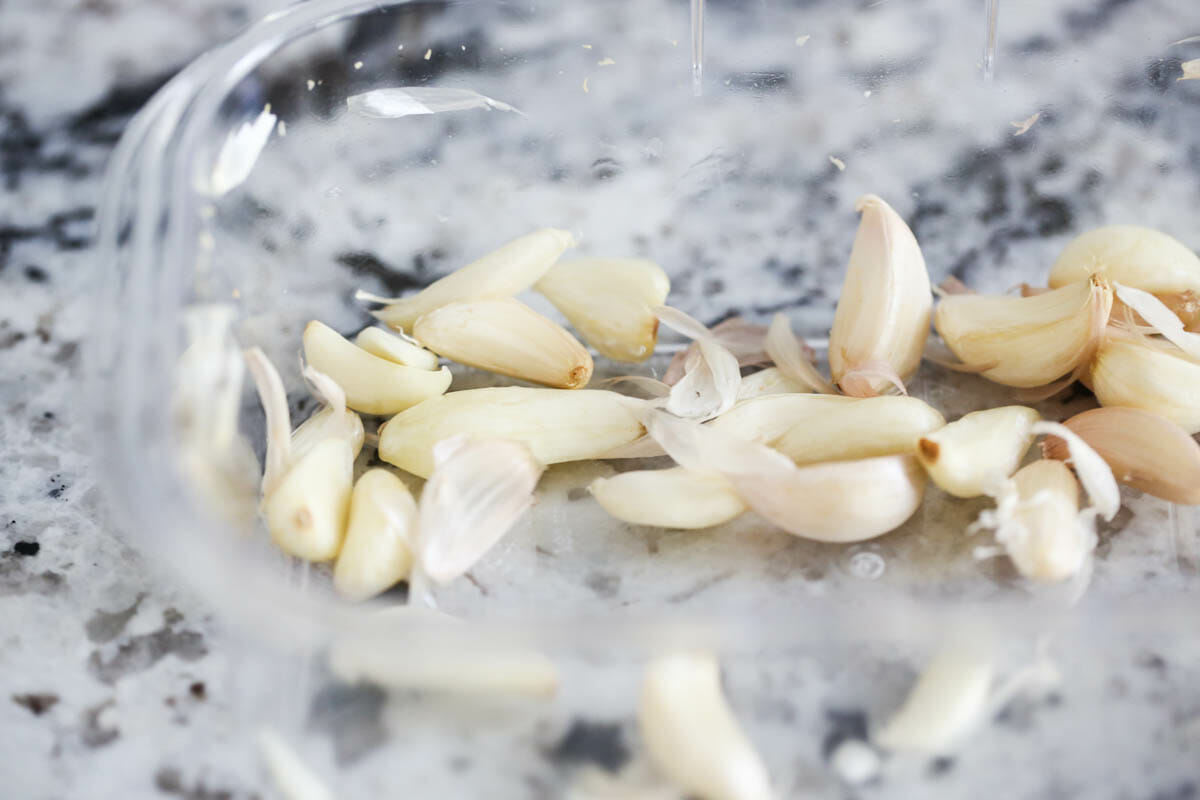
[3,1,1200,798]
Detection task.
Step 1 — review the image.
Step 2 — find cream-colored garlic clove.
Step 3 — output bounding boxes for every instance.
[1003,459,1086,581]
[412,298,593,389]
[378,387,645,478]
[264,437,353,562]
[290,405,364,462]
[735,367,819,400]
[915,406,1039,498]
[640,652,773,800]
[333,469,417,601]
[708,392,857,446]
[1049,225,1200,297]
[367,228,576,330]
[774,396,945,465]
[589,468,747,529]
[1090,333,1200,434]
[535,257,670,363]
[302,320,452,415]
[829,194,932,396]
[934,275,1112,388]
[354,325,439,370]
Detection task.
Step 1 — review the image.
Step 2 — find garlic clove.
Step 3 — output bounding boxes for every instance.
[774,395,945,465]
[1043,407,1200,504]
[264,437,353,562]
[735,367,818,400]
[378,387,645,478]
[708,392,856,446]
[1049,225,1200,301]
[363,228,576,330]
[1000,459,1087,581]
[829,194,932,396]
[291,406,364,462]
[333,469,417,601]
[590,468,747,529]
[640,652,773,800]
[303,320,452,415]
[1031,420,1120,523]
[354,325,439,370]
[1090,333,1200,434]
[915,406,1039,498]
[412,298,593,389]
[934,275,1112,387]
[534,257,670,363]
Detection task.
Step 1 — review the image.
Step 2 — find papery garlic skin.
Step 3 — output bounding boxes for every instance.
[590,468,747,529]
[333,469,417,600]
[875,643,994,754]
[640,653,773,800]
[264,437,353,562]
[290,405,364,463]
[354,325,439,370]
[412,298,593,389]
[1091,334,1200,434]
[1049,225,1200,298]
[379,388,645,478]
[774,396,945,465]
[303,320,452,415]
[828,194,932,396]
[916,406,1040,498]
[535,257,670,363]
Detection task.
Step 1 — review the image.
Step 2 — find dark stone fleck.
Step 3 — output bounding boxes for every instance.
[85,594,144,643]
[1151,782,1197,800]
[1136,652,1168,673]
[163,607,184,626]
[584,572,621,598]
[1147,58,1183,93]
[1028,196,1072,236]
[189,681,207,700]
[928,756,956,776]
[155,767,184,793]
[0,330,26,349]
[154,765,245,800]
[87,617,207,685]
[821,709,869,760]
[13,692,59,715]
[24,265,48,283]
[566,487,590,502]
[13,541,39,557]
[335,250,427,296]
[549,720,630,772]
[53,341,79,365]
[666,569,734,603]
[81,701,119,748]
[591,157,621,181]
[0,559,64,596]
[308,682,388,765]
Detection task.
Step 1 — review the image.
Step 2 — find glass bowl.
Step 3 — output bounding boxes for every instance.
[92,0,1200,796]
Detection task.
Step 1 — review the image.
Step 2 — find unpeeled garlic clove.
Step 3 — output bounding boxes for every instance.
[1090,332,1200,434]
[412,298,593,389]
[534,257,670,363]
[354,325,439,370]
[1042,407,1200,504]
[829,194,932,396]
[378,387,645,478]
[333,469,417,601]
[264,436,353,561]
[933,275,1112,388]
[589,468,747,529]
[774,395,945,465]
[915,406,1039,498]
[639,652,773,800]
[364,228,576,330]
[303,320,452,415]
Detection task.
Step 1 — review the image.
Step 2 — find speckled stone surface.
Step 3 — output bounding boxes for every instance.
[3,1,1200,798]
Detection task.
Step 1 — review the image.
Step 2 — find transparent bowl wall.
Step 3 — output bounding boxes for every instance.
[93,1,1200,796]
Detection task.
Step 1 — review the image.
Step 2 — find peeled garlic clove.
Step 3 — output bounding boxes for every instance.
[640,652,773,800]
[366,228,576,330]
[829,194,932,396]
[1090,333,1200,434]
[291,406,364,462]
[735,367,817,400]
[378,387,645,478]
[1000,459,1088,581]
[1043,407,1200,504]
[264,437,353,562]
[934,275,1112,387]
[774,396,945,465]
[915,406,1039,498]
[665,317,772,386]
[354,325,439,370]
[534,257,670,363]
[590,468,747,529]
[333,469,417,600]
[708,392,856,446]
[303,321,452,415]
[412,298,593,389]
[1049,225,1200,297]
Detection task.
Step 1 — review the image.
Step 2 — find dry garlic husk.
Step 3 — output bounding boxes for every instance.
[1049,226,1200,325]
[1110,283,1200,358]
[664,317,770,385]
[361,228,576,330]
[774,396,945,466]
[764,313,836,394]
[379,387,644,478]
[640,653,773,800]
[1090,333,1200,434]
[415,435,543,585]
[412,298,593,389]
[645,411,926,543]
[329,606,558,696]
[534,257,670,362]
[354,325,439,370]
[1042,407,1200,504]
[915,406,1040,498]
[735,366,817,400]
[828,194,932,396]
[333,469,417,601]
[302,320,452,414]
[655,306,742,419]
[934,275,1112,388]
[590,468,747,529]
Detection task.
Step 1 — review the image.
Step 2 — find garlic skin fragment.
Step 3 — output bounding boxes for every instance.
[264,437,353,561]
[655,306,742,419]
[1090,334,1200,434]
[828,194,932,396]
[934,275,1113,387]
[354,325,439,370]
[1043,407,1200,504]
[639,653,773,800]
[378,387,645,478]
[1049,226,1200,303]
[590,468,747,529]
[534,257,670,363]
[764,313,836,394]
[412,298,593,389]
[302,320,452,415]
[915,406,1039,498]
[774,396,945,465]
[366,228,576,330]
[333,469,417,600]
